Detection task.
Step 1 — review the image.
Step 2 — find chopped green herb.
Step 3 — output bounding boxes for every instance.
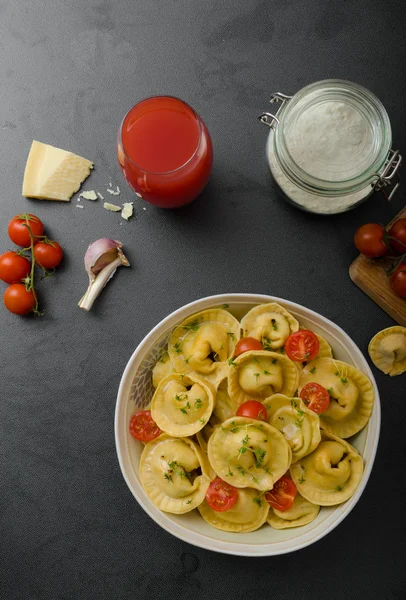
[304,352,311,359]
[262,336,273,350]
[226,466,234,477]
[341,377,348,384]
[254,447,266,468]
[164,471,173,482]
[236,466,246,476]
[183,320,200,332]
[290,399,298,409]
[194,398,203,410]
[180,402,190,415]
[336,485,343,492]
[278,416,285,421]
[298,475,306,484]
[295,418,304,428]
[173,343,182,355]
[222,304,229,309]
[327,388,334,397]
[271,318,278,331]
[186,499,192,504]
[253,357,259,364]
[227,331,236,342]
[252,476,260,484]
[272,359,278,365]
[228,358,237,368]
[237,434,249,458]
[159,351,169,363]
[263,370,271,375]
[254,372,260,380]
[253,496,262,506]
[199,418,206,425]
[310,367,316,374]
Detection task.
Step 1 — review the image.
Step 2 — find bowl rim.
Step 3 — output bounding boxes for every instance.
[115,293,381,556]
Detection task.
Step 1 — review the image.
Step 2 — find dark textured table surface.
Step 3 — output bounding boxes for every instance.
[1,1,406,599]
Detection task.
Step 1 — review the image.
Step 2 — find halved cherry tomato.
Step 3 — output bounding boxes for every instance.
[236,400,267,421]
[354,223,389,258]
[388,218,406,254]
[8,214,44,247]
[234,337,263,357]
[0,251,31,284]
[265,476,297,512]
[284,330,320,362]
[129,410,161,443]
[3,283,36,315]
[34,241,63,269]
[299,382,330,414]
[205,477,238,512]
[390,262,406,298]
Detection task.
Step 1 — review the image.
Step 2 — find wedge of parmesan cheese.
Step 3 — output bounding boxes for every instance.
[22,140,93,201]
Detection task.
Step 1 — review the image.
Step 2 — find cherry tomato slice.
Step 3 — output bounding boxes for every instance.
[388,218,406,254]
[206,477,238,512]
[3,283,36,315]
[284,330,320,362]
[234,337,264,357]
[265,476,297,512]
[354,223,389,258]
[0,251,31,284]
[8,214,44,247]
[236,400,267,421]
[34,241,63,269]
[390,262,406,298]
[129,410,161,443]
[299,382,330,414]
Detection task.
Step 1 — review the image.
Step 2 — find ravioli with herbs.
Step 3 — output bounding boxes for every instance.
[299,358,374,438]
[129,302,374,536]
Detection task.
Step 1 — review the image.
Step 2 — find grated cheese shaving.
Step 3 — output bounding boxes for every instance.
[103,202,121,212]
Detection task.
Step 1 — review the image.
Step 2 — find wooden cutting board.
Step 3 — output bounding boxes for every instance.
[349,206,406,326]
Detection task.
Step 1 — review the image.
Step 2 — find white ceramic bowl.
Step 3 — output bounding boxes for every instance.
[115,294,380,556]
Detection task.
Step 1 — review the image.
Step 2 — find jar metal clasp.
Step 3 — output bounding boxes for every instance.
[258,92,292,129]
[372,149,402,201]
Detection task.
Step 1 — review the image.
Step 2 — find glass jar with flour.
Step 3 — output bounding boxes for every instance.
[259,80,402,215]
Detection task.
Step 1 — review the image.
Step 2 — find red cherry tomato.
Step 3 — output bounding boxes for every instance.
[234,337,264,357]
[265,476,297,512]
[129,410,161,443]
[34,241,63,269]
[299,382,330,414]
[284,330,320,362]
[390,262,406,298]
[205,477,238,512]
[8,214,44,247]
[3,283,36,315]
[236,400,267,421]
[354,223,389,258]
[0,251,31,284]
[389,218,406,254]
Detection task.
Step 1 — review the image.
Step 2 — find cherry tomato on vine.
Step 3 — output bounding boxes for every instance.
[205,477,238,512]
[236,400,267,421]
[388,218,406,254]
[390,262,406,298]
[3,283,36,315]
[299,382,330,414]
[0,251,31,284]
[34,241,63,269]
[354,223,389,258]
[129,410,161,443]
[234,337,263,357]
[284,330,320,362]
[265,476,297,512]
[8,214,44,247]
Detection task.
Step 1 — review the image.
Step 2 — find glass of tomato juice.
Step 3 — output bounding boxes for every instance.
[117,96,213,208]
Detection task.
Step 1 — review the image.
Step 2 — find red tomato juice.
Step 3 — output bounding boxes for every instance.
[118,96,213,208]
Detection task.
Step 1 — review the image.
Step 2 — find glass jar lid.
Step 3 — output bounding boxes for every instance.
[274,80,392,196]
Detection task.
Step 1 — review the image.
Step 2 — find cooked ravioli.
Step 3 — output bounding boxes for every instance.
[264,394,321,461]
[267,493,320,529]
[196,414,221,453]
[168,309,240,379]
[199,487,269,533]
[228,350,299,404]
[151,373,215,437]
[290,431,363,506]
[240,302,299,350]
[208,416,292,491]
[368,326,406,376]
[299,358,374,438]
[212,379,240,422]
[152,351,175,388]
[140,435,211,514]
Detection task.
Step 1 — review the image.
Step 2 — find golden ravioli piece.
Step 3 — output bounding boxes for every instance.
[139,435,211,514]
[199,487,269,533]
[264,394,321,462]
[240,302,299,350]
[228,350,299,405]
[290,431,363,506]
[267,493,320,529]
[151,373,215,437]
[152,351,175,388]
[212,378,240,422]
[368,326,406,376]
[299,358,374,439]
[168,309,240,381]
[208,416,292,491]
